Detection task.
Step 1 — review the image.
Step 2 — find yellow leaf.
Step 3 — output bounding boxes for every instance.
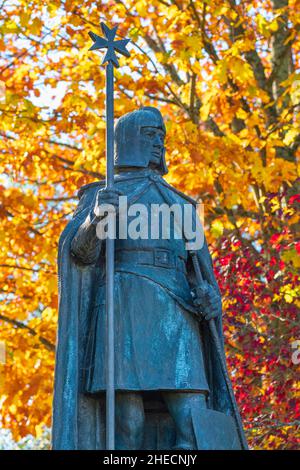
[211,220,224,238]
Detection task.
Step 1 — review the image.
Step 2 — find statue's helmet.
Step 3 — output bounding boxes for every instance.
[114,106,168,175]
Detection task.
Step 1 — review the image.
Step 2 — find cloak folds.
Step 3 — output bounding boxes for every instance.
[52,169,247,450]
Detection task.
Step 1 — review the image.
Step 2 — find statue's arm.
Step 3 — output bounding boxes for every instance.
[70,185,120,264]
[71,212,102,264]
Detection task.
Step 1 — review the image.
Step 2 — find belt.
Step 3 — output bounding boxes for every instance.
[115,249,187,273]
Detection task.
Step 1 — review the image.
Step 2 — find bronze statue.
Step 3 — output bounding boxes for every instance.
[52,106,247,450]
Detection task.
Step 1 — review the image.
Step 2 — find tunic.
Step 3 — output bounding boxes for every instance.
[71,170,209,394]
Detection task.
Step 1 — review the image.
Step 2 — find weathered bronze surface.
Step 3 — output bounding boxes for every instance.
[52,107,247,450]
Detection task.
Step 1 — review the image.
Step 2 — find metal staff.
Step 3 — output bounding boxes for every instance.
[88,22,130,450]
[190,251,248,450]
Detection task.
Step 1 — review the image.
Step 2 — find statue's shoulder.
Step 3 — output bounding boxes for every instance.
[77,180,105,199]
[160,178,197,206]
[77,173,130,199]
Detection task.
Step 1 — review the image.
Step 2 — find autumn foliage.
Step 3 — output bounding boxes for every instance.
[0,0,299,449]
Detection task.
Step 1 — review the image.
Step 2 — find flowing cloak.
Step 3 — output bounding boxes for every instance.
[52,168,246,450]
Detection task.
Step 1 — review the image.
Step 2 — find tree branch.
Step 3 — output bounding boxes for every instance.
[270,0,294,103]
[0,263,55,274]
[0,314,55,352]
[227,0,278,125]
[190,0,219,64]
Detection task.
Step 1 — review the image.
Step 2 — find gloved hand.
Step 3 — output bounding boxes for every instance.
[93,188,124,220]
[191,280,222,321]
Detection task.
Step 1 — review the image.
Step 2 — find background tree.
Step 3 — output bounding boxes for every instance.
[0,0,299,448]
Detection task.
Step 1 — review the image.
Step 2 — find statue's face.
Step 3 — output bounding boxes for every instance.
[139,126,165,168]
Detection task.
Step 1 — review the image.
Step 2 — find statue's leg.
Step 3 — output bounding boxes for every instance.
[162,392,207,450]
[115,391,145,450]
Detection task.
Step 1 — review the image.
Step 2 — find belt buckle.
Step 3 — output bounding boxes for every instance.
[154,249,171,268]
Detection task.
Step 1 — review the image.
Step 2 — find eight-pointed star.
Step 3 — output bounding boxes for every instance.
[89,22,130,68]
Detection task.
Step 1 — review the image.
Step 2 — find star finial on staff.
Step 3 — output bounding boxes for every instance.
[88,22,130,68]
